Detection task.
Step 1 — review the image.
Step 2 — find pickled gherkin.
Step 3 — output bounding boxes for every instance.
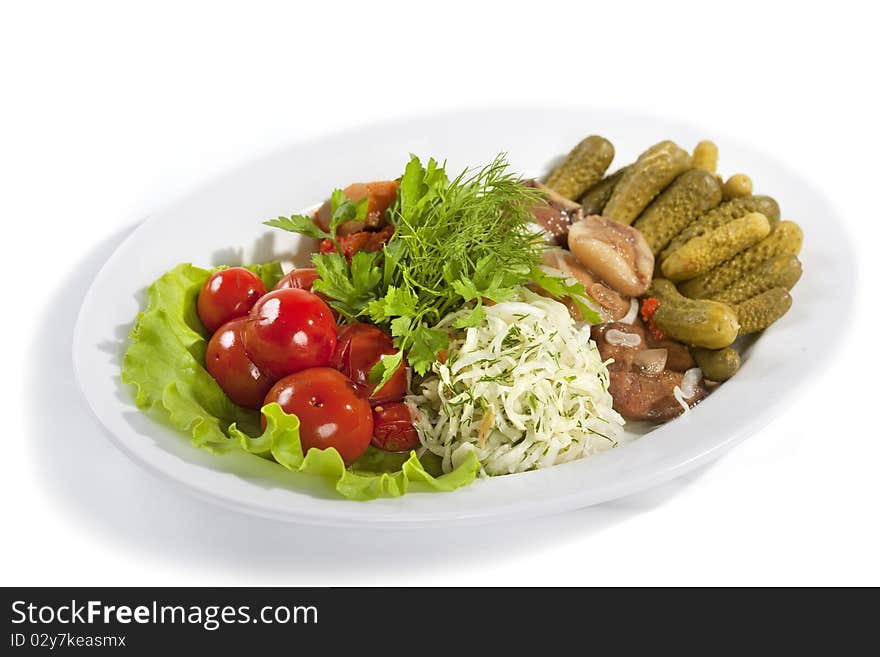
[690,346,740,381]
[713,255,802,304]
[722,174,753,200]
[579,166,629,215]
[544,136,615,200]
[661,212,771,282]
[648,279,740,349]
[678,221,804,299]
[633,168,722,255]
[692,140,718,172]
[603,141,692,225]
[660,195,781,263]
[736,287,792,335]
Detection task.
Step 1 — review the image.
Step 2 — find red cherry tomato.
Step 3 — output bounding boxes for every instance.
[372,403,419,452]
[197,267,266,333]
[244,288,337,379]
[263,368,373,465]
[205,318,275,409]
[331,323,407,405]
[273,268,321,292]
[274,268,338,319]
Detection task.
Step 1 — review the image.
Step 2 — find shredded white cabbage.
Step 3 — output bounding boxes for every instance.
[406,289,625,476]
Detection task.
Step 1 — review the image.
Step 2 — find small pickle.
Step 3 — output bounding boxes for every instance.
[579,166,629,215]
[633,168,722,255]
[649,279,740,349]
[713,255,802,304]
[736,287,793,335]
[603,141,692,225]
[661,212,771,282]
[722,174,753,200]
[692,140,718,172]
[690,346,741,381]
[678,221,804,299]
[544,136,615,200]
[660,195,781,263]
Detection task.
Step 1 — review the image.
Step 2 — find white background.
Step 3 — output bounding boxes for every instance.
[2,1,878,586]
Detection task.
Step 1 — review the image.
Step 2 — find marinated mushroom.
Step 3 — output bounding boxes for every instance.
[568,215,655,296]
[591,321,706,421]
[523,179,583,246]
[541,248,631,321]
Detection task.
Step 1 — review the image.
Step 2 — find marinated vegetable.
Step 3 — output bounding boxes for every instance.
[523,179,583,245]
[331,323,408,406]
[692,140,718,172]
[568,214,654,296]
[736,287,793,335]
[579,166,629,215]
[712,254,802,304]
[633,168,723,254]
[263,367,374,465]
[603,141,692,225]
[244,288,337,379]
[205,317,275,409]
[660,195,781,263]
[722,174,753,200]
[540,248,631,321]
[678,220,803,299]
[314,180,399,234]
[544,135,615,200]
[197,267,267,333]
[690,346,741,382]
[592,322,707,421]
[661,211,772,282]
[648,279,740,349]
[371,403,420,452]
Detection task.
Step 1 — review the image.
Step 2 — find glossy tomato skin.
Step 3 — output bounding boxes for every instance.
[205,318,275,409]
[331,323,407,406]
[273,268,321,292]
[273,268,337,318]
[371,403,419,452]
[263,367,373,465]
[244,288,337,379]
[197,267,267,333]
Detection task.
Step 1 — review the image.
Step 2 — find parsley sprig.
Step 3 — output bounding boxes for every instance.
[265,189,369,256]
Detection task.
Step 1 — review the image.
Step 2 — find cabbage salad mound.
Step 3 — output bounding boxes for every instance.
[408,289,624,476]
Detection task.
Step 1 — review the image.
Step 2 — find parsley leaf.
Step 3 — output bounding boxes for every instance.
[406,326,451,375]
[263,214,329,240]
[311,250,381,319]
[529,266,602,324]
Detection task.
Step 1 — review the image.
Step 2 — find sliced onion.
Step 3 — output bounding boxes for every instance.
[605,328,642,347]
[680,367,703,399]
[673,386,689,414]
[631,348,668,375]
[619,297,639,324]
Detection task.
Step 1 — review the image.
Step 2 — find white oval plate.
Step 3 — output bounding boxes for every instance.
[73,108,854,527]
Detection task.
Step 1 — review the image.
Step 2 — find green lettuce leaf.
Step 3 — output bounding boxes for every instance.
[121,262,479,500]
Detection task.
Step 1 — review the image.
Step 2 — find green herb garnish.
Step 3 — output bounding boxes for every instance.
[265,190,369,256]
[266,153,600,388]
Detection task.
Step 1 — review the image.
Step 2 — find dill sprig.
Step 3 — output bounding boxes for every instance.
[386,154,546,324]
